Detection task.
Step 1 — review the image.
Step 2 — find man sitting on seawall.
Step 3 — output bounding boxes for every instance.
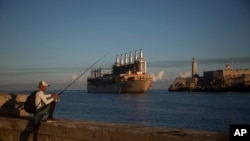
[34,81,59,124]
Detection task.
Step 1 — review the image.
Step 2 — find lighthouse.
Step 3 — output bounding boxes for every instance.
[192,57,198,78]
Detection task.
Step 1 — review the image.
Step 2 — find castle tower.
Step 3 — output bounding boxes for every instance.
[192,57,198,78]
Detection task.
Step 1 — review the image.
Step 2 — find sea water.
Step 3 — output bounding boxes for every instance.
[16,89,250,133]
[47,89,250,133]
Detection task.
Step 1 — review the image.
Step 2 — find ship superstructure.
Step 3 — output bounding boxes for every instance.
[87,49,152,93]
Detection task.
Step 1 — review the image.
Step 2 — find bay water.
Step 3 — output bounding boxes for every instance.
[47,89,250,133]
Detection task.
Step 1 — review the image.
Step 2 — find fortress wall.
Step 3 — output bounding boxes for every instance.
[0,93,228,141]
[203,71,223,80]
[202,69,250,85]
[213,71,224,79]
[243,75,250,85]
[223,69,250,78]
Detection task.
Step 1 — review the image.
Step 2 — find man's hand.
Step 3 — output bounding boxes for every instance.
[51,94,60,100]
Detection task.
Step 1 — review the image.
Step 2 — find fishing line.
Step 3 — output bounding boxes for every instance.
[58,52,110,95]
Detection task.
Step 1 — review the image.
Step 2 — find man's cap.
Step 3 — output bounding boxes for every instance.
[39,81,50,87]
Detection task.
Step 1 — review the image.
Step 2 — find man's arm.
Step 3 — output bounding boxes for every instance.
[37,91,54,105]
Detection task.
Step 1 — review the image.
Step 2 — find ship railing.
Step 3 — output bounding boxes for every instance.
[90,68,112,78]
[134,76,152,81]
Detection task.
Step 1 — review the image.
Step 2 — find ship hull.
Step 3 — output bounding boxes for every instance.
[87,79,152,94]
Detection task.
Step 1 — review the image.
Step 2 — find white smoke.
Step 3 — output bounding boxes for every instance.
[179,72,191,78]
[150,71,165,82]
[63,74,84,83]
[71,74,84,83]
[72,74,78,80]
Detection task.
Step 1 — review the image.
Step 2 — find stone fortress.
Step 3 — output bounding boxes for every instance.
[169,58,250,92]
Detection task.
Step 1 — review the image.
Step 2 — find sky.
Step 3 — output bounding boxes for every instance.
[0,0,250,91]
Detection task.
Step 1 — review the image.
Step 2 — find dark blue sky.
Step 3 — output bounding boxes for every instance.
[0,0,249,90]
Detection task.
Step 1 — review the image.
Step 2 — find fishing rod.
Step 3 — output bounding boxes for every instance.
[57,52,109,96]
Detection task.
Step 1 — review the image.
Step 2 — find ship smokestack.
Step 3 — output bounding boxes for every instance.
[120,54,123,65]
[125,53,128,64]
[134,50,138,61]
[139,49,143,59]
[129,51,133,64]
[115,55,120,66]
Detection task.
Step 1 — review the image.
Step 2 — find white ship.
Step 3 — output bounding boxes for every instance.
[87,49,152,93]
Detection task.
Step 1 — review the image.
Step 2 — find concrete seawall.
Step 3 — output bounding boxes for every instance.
[0,117,228,141]
[0,93,228,141]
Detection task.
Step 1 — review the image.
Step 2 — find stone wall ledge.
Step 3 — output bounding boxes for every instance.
[0,92,28,117]
[0,116,228,141]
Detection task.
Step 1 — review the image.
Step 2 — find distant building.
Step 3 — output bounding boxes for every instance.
[169,58,250,92]
[192,57,198,78]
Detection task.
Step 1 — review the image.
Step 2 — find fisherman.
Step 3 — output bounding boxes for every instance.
[34,81,59,124]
